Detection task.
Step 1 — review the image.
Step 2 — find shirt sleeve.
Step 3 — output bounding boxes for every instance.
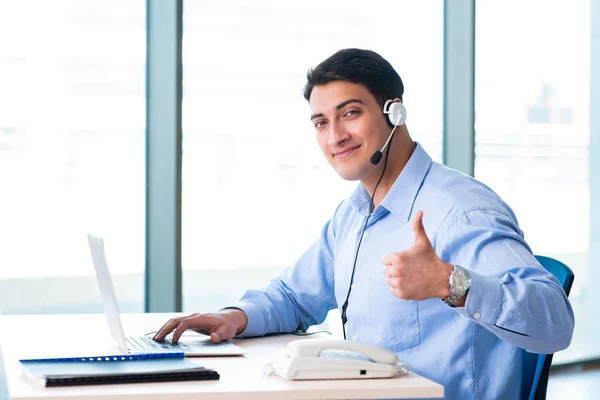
[436,207,575,354]
[231,208,340,338]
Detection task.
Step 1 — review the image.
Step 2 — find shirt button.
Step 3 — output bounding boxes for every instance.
[351,283,357,289]
[473,312,481,320]
[351,334,358,341]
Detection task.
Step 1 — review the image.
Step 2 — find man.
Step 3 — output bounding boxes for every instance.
[154,49,574,399]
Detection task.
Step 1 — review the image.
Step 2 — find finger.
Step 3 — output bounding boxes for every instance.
[153,317,184,342]
[171,318,194,344]
[383,264,397,278]
[390,286,410,299]
[412,210,429,244]
[385,276,397,288]
[382,252,398,265]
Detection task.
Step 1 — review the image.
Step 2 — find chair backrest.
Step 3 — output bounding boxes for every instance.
[528,255,575,400]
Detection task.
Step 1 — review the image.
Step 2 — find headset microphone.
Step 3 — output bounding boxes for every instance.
[370,151,383,165]
[370,100,407,165]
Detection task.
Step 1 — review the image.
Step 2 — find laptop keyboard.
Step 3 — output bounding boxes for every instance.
[127,335,183,353]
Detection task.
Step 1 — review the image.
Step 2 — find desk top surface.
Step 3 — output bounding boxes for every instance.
[0,313,443,400]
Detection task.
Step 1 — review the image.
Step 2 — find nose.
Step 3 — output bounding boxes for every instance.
[327,120,350,147]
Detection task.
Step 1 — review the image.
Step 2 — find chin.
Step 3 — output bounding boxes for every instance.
[334,166,363,181]
[328,156,368,181]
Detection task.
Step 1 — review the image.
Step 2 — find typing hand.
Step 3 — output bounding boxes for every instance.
[153,310,246,344]
[382,210,453,301]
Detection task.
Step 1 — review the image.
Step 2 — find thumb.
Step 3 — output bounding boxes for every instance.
[412,210,430,245]
[210,324,232,344]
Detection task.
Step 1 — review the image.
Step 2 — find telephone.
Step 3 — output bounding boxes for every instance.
[263,339,412,380]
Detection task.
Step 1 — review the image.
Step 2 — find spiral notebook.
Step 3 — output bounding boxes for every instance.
[20,352,219,387]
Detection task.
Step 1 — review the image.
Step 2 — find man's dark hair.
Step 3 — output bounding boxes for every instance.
[303,48,404,113]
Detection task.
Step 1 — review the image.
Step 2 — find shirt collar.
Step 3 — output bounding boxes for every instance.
[349,142,433,221]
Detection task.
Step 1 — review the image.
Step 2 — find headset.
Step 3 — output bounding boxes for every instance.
[341,99,407,340]
[370,100,407,165]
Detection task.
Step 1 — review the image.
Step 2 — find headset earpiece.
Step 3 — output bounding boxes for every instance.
[383,99,407,127]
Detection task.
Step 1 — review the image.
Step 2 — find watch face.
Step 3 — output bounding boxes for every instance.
[452,269,470,293]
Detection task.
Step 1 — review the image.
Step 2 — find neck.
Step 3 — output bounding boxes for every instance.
[363,130,415,210]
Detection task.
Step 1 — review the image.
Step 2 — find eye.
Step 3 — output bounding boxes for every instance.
[314,120,328,129]
[344,109,361,117]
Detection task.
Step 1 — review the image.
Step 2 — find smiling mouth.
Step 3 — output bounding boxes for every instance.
[334,145,361,158]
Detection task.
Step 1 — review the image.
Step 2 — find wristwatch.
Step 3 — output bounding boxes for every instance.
[443,265,471,306]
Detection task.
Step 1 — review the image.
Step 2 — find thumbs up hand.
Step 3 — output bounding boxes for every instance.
[382,210,454,301]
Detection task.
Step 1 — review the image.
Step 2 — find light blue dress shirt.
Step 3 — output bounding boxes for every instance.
[234,142,575,400]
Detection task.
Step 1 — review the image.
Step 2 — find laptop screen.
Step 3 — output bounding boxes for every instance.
[87,233,130,353]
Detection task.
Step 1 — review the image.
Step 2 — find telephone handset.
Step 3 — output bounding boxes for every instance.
[263,339,412,380]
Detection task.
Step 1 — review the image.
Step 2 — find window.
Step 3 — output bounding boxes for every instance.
[0,0,145,314]
[182,0,443,322]
[475,0,592,362]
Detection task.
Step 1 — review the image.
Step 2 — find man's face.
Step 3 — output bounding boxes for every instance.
[309,81,389,181]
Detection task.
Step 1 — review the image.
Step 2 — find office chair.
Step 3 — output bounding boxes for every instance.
[528,255,575,400]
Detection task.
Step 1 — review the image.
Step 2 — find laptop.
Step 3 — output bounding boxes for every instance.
[87,233,246,357]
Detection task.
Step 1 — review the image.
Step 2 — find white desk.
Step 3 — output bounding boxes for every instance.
[0,313,443,399]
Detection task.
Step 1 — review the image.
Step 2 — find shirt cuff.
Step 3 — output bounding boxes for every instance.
[223,302,266,338]
[452,268,502,325]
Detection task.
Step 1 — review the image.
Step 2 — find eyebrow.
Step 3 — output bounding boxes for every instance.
[310,98,365,120]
